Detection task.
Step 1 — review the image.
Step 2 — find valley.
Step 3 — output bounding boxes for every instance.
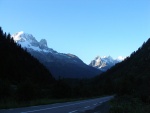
[12,31,102,79]
[0,27,150,112]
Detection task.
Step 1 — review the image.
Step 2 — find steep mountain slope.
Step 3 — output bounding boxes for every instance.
[94,38,150,103]
[0,27,55,101]
[89,56,125,71]
[12,31,101,79]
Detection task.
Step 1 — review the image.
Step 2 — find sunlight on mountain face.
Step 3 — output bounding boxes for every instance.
[12,31,102,78]
[89,56,125,71]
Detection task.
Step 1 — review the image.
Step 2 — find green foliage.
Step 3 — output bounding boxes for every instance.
[0,27,101,108]
[52,78,72,98]
[1,25,150,110]
[109,96,150,113]
[0,80,12,100]
[93,37,150,103]
[0,27,55,103]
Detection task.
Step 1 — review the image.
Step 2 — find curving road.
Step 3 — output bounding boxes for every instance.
[0,96,113,113]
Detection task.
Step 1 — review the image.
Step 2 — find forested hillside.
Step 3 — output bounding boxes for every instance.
[0,27,55,102]
[1,26,150,112]
[0,27,100,109]
[94,38,150,103]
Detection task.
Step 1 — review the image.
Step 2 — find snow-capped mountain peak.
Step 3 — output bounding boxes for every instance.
[12,32,51,52]
[12,31,36,43]
[11,31,101,78]
[11,31,87,65]
[89,56,125,71]
[12,31,24,42]
[116,56,126,61]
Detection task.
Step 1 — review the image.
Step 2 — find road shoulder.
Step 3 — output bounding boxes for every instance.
[80,101,110,113]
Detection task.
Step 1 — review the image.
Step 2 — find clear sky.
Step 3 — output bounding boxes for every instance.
[0,0,150,64]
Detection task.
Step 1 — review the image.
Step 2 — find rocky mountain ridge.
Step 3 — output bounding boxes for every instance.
[89,56,125,71]
[12,31,101,78]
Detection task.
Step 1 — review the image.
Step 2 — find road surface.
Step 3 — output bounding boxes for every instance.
[0,96,113,113]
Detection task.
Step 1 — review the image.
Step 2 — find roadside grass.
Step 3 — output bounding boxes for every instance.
[0,98,80,109]
[109,95,150,113]
[0,96,104,109]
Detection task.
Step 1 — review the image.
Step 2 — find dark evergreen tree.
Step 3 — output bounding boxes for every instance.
[93,37,150,103]
[0,27,55,102]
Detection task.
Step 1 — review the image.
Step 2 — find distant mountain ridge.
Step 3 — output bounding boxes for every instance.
[93,38,150,103]
[12,31,101,79]
[89,56,125,71]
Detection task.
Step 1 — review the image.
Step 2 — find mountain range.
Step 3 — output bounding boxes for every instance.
[93,37,150,103]
[89,56,125,71]
[2,27,150,109]
[12,31,101,79]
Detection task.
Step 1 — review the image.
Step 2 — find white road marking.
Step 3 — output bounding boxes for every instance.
[94,103,97,105]
[68,110,78,113]
[84,106,90,108]
[21,99,100,113]
[20,96,114,113]
[32,106,38,108]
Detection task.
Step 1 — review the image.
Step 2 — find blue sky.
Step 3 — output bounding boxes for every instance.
[0,0,150,64]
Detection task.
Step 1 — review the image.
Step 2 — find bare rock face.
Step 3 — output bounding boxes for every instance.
[12,32,102,79]
[39,39,47,49]
[89,56,125,71]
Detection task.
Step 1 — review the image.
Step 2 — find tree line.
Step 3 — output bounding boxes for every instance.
[93,38,150,103]
[0,27,100,105]
[1,26,150,108]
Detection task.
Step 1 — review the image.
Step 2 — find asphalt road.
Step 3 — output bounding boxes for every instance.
[0,96,113,113]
